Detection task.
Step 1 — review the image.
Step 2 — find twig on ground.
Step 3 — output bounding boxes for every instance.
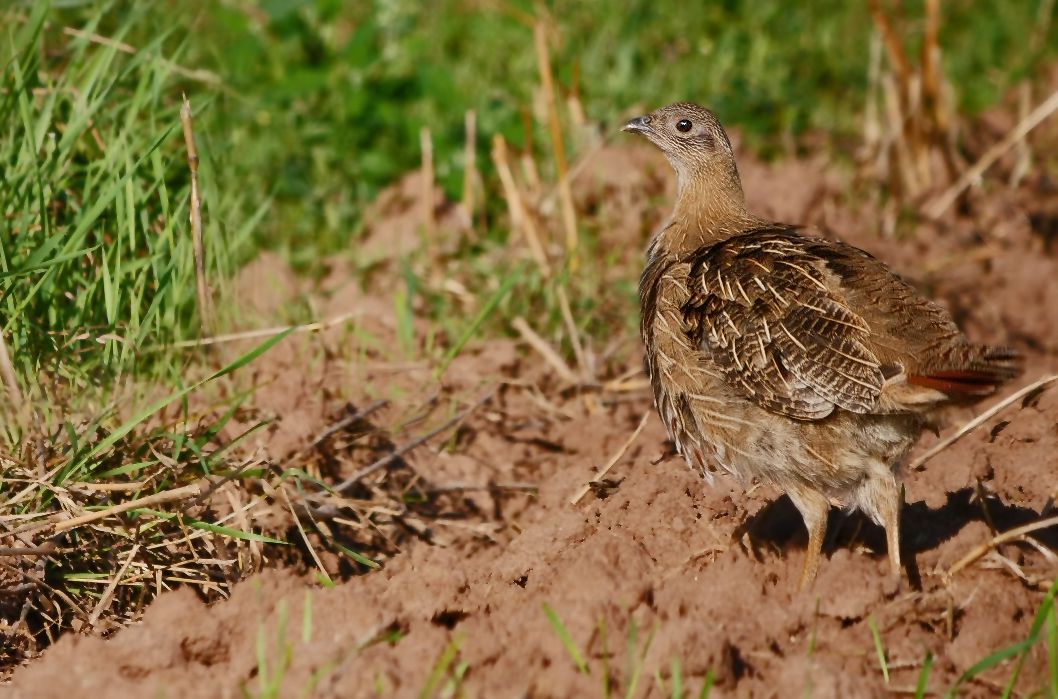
[0,560,90,621]
[301,400,389,453]
[983,549,1043,588]
[180,95,213,337]
[222,484,261,572]
[909,375,1058,471]
[182,455,268,513]
[323,390,494,494]
[602,366,647,389]
[159,311,356,350]
[514,380,577,420]
[148,494,269,551]
[12,558,45,639]
[4,458,75,512]
[1024,535,1058,564]
[603,377,651,392]
[52,482,202,534]
[948,515,1058,579]
[925,86,1058,218]
[422,482,538,494]
[5,513,66,539]
[570,412,650,504]
[512,317,578,384]
[77,482,146,492]
[87,543,140,629]
[0,543,56,557]
[279,488,331,583]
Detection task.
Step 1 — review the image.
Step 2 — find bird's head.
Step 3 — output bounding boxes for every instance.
[622,102,744,214]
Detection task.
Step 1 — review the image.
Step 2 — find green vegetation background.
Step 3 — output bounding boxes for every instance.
[171,0,1052,261]
[2,0,1054,397]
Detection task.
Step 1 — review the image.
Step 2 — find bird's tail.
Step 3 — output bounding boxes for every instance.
[907,345,1023,398]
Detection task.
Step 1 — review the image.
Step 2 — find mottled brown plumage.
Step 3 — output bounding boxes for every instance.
[624,103,1021,587]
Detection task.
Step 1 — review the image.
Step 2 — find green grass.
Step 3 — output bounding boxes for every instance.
[543,605,708,698]
[869,613,890,683]
[29,0,1058,267]
[948,580,1058,698]
[2,3,257,387]
[418,635,467,699]
[241,591,341,699]
[0,3,303,662]
[543,602,590,675]
[6,0,1055,391]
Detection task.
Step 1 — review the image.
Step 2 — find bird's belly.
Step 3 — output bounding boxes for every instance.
[660,370,922,499]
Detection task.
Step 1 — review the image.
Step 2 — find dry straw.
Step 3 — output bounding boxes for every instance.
[925,86,1058,218]
[534,20,579,270]
[909,375,1058,471]
[420,126,438,256]
[570,412,650,504]
[492,135,551,276]
[461,110,479,228]
[866,0,959,200]
[180,95,214,338]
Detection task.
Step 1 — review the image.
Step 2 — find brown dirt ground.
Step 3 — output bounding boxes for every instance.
[8,139,1058,698]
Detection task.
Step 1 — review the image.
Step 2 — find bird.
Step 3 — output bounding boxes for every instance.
[623,102,1022,587]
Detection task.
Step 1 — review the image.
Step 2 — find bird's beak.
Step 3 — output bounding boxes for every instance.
[622,115,655,136]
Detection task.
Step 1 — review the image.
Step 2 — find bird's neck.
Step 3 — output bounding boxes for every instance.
[650,162,759,260]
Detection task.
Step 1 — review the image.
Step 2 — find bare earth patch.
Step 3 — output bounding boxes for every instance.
[9,144,1058,698]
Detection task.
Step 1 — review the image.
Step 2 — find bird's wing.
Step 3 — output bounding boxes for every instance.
[682,231,885,420]
[801,237,1022,399]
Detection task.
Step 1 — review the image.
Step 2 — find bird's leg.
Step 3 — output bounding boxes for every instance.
[786,487,831,589]
[859,472,903,579]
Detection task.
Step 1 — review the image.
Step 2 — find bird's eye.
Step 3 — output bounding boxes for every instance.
[676,119,692,133]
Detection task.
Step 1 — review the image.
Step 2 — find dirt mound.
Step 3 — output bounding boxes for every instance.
[10,146,1058,698]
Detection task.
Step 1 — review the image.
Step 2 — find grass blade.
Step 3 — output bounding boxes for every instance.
[69,327,294,480]
[131,509,287,544]
[671,657,684,699]
[699,668,715,699]
[1049,603,1058,696]
[626,621,659,699]
[916,651,933,699]
[1000,580,1058,698]
[418,635,465,699]
[329,540,381,569]
[435,265,523,377]
[946,637,1039,698]
[869,614,889,682]
[543,603,589,675]
[302,590,313,644]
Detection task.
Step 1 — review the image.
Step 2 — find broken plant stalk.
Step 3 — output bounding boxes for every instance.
[180,95,214,338]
